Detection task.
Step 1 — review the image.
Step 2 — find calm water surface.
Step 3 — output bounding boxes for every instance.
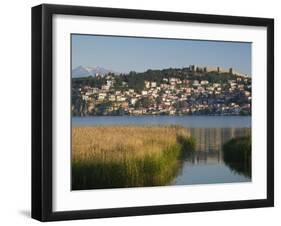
[72,115,251,128]
[72,116,251,186]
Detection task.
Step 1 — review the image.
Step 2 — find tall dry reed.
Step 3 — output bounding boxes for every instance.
[72,125,195,190]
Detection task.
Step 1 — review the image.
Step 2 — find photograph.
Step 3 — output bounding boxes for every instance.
[30,3,274,221]
[71,34,252,190]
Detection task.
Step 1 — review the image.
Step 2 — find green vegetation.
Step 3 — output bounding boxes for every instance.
[72,68,240,91]
[72,126,195,190]
[223,136,251,178]
[177,135,196,153]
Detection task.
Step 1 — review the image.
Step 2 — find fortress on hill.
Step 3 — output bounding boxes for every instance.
[189,65,249,77]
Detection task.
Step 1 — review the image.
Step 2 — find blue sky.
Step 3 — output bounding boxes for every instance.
[72,34,251,75]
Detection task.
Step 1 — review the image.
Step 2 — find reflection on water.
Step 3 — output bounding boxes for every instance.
[173,128,251,185]
[72,116,252,186]
[188,128,250,164]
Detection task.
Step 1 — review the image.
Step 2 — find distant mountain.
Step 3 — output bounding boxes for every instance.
[72,66,117,77]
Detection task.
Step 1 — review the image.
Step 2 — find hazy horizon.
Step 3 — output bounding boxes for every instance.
[72,34,252,75]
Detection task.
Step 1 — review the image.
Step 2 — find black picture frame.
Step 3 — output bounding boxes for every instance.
[32,3,274,222]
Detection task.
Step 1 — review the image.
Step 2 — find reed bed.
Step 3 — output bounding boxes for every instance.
[72,125,195,190]
[223,136,251,178]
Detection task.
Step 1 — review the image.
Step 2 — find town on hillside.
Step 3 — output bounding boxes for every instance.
[71,65,251,116]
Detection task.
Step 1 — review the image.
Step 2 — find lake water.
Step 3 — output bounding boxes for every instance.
[72,116,251,186]
[72,115,251,128]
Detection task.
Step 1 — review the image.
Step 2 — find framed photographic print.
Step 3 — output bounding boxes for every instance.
[32,4,274,221]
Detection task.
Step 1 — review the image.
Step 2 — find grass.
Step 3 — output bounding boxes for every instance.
[72,125,195,190]
[222,136,251,178]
